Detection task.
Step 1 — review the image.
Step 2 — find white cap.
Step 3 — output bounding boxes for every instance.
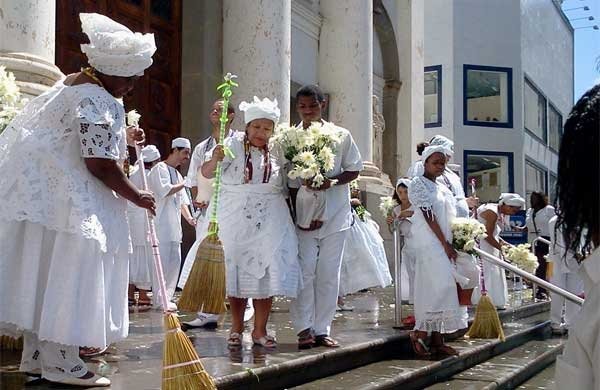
[141,145,160,162]
[498,193,526,208]
[171,137,191,149]
[422,145,451,163]
[429,135,454,156]
[396,178,411,188]
[239,96,281,125]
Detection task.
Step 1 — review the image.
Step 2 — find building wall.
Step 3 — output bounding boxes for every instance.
[291,1,320,86]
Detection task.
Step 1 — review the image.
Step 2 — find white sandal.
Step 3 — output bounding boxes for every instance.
[227,332,243,347]
[252,334,277,348]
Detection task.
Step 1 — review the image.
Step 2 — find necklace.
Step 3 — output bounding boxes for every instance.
[81,67,104,88]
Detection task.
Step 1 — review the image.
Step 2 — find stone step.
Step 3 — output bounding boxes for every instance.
[517,363,556,389]
[259,311,551,390]
[426,338,564,389]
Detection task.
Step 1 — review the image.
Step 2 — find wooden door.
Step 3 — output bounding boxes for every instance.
[56,0,182,155]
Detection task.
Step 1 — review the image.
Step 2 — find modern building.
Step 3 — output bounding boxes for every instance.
[423,0,573,206]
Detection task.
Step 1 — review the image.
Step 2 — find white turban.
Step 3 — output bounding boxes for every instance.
[429,135,454,156]
[422,145,451,163]
[172,137,191,149]
[239,96,281,125]
[80,13,156,77]
[396,178,411,188]
[498,193,525,208]
[141,145,160,163]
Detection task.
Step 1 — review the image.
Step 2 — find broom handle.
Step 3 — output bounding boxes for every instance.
[474,247,584,306]
[134,143,170,311]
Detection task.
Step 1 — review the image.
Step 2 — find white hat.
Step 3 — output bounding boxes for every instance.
[141,145,160,162]
[80,13,156,77]
[239,96,281,125]
[396,178,411,188]
[429,135,454,155]
[498,193,526,208]
[422,145,451,163]
[171,137,191,149]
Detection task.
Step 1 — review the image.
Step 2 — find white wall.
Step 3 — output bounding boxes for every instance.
[291,1,320,85]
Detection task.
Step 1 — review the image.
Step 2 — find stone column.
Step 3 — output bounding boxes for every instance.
[223,0,291,129]
[318,0,373,162]
[0,0,63,97]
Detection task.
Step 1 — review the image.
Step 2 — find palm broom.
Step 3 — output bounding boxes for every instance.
[178,74,238,314]
[133,136,216,389]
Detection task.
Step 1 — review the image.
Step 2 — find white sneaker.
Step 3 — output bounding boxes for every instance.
[154,301,178,312]
[337,304,354,312]
[183,313,219,329]
[244,299,254,322]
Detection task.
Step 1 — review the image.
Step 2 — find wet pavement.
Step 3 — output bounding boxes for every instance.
[0,285,543,389]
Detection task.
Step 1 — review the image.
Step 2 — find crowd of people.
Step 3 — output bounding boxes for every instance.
[0,11,598,389]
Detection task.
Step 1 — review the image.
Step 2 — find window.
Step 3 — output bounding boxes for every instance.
[525,159,548,208]
[524,79,547,142]
[424,65,442,127]
[464,65,513,128]
[464,150,514,203]
[549,173,558,204]
[548,104,562,151]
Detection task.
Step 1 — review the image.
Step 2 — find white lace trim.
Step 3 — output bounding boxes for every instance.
[414,308,468,333]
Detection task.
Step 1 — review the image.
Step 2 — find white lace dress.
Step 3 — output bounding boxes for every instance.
[339,210,392,295]
[216,132,302,299]
[408,176,468,333]
[127,165,153,290]
[0,80,130,348]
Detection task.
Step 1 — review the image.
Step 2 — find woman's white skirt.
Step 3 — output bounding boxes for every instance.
[413,244,468,333]
[0,220,129,348]
[129,245,153,290]
[339,217,392,295]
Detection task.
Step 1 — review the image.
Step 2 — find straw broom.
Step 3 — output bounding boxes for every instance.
[178,73,238,314]
[132,124,216,389]
[465,255,505,341]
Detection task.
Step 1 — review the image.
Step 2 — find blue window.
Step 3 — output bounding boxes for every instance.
[424,65,442,128]
[463,65,513,128]
[463,150,514,204]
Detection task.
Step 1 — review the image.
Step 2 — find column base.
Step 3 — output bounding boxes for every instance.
[0,52,63,97]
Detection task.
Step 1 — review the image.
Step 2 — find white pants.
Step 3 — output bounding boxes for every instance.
[20,331,90,382]
[291,230,347,336]
[152,242,181,305]
[550,271,583,328]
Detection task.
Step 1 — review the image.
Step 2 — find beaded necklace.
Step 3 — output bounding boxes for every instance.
[243,135,272,184]
[81,67,104,88]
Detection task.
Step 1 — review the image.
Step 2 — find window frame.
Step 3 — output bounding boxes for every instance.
[424,65,442,128]
[547,102,563,153]
[523,77,548,144]
[463,64,514,129]
[525,158,549,205]
[463,150,515,194]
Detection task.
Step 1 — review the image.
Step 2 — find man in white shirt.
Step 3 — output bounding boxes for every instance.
[289,85,363,349]
[147,137,195,308]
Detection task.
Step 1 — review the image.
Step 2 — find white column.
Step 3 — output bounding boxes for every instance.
[318,0,373,162]
[0,0,63,97]
[223,0,291,128]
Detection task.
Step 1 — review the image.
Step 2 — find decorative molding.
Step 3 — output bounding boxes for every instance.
[291,0,322,41]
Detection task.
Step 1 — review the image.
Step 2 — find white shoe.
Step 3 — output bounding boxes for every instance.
[183,313,219,329]
[337,304,354,312]
[46,373,111,387]
[154,301,178,312]
[551,324,568,335]
[244,300,254,322]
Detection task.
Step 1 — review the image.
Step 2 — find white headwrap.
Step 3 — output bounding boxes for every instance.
[80,13,156,77]
[172,137,191,149]
[141,145,160,163]
[422,145,450,163]
[498,193,525,208]
[429,135,454,156]
[396,178,411,188]
[239,96,281,125]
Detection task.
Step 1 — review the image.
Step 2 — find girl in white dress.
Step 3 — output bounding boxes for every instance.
[202,97,301,348]
[408,146,468,358]
[0,13,156,387]
[471,193,525,309]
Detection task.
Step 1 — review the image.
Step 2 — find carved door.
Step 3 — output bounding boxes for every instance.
[56,0,182,154]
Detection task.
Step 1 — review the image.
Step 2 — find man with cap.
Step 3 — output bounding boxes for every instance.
[147,138,195,307]
[127,145,162,308]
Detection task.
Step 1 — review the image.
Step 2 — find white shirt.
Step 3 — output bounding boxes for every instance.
[555,246,600,390]
[525,205,555,241]
[548,215,581,274]
[127,164,151,246]
[289,122,363,238]
[147,161,190,243]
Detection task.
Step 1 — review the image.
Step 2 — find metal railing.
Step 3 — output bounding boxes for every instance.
[391,218,411,328]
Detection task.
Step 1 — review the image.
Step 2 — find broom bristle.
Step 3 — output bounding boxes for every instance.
[178,231,227,314]
[0,335,23,350]
[163,313,216,390]
[465,295,505,341]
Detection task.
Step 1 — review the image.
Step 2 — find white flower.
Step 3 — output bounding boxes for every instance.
[312,173,325,187]
[287,168,300,180]
[319,147,335,171]
[379,196,398,216]
[126,109,141,127]
[294,150,317,166]
[224,72,238,81]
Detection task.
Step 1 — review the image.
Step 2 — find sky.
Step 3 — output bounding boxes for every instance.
[562,0,600,100]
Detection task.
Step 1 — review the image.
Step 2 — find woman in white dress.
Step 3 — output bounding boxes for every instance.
[202,97,301,348]
[408,145,468,358]
[0,13,156,387]
[472,193,525,309]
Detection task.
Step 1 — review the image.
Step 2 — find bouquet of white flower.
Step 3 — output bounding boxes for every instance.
[502,244,539,274]
[272,121,342,188]
[378,196,398,217]
[451,217,488,255]
[0,66,29,134]
[126,109,141,127]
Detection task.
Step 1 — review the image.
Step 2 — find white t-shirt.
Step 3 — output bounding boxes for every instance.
[526,205,555,241]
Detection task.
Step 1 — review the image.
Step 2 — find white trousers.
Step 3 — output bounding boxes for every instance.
[550,271,584,327]
[291,230,347,336]
[20,331,90,382]
[152,242,181,305]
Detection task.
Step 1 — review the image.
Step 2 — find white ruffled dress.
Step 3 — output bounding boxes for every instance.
[0,81,131,348]
[408,176,468,333]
